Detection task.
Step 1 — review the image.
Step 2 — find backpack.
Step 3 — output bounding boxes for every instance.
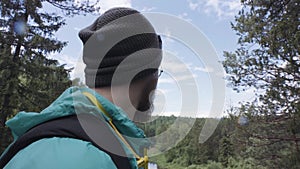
[0,114,132,169]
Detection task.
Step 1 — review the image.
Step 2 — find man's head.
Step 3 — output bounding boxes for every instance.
[78,7,162,121]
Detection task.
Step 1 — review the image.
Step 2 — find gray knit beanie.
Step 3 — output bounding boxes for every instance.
[78,7,162,87]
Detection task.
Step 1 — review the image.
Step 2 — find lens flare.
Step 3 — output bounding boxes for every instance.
[238,116,249,126]
[14,21,27,35]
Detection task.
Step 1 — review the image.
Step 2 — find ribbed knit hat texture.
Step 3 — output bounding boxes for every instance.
[78,7,162,87]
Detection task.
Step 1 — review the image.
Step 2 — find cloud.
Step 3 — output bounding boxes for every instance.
[48,53,85,80]
[161,60,192,73]
[74,27,81,31]
[194,66,214,73]
[158,77,173,84]
[98,0,132,13]
[48,53,77,69]
[188,0,199,10]
[160,61,199,83]
[187,0,241,19]
[177,13,192,22]
[158,73,198,85]
[75,0,132,13]
[162,28,176,45]
[140,6,156,12]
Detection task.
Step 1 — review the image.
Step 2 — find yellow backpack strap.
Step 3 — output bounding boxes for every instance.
[82,92,149,169]
[137,148,149,169]
[82,92,112,119]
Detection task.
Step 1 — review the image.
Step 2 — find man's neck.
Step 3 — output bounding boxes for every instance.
[93,86,140,120]
[94,87,114,103]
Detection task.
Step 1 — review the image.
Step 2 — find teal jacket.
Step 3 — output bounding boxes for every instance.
[1,87,150,169]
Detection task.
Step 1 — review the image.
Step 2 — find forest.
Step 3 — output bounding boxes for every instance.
[138,115,300,169]
[0,0,299,168]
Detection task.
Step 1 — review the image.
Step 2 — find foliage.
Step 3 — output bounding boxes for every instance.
[144,115,298,169]
[223,0,300,168]
[218,134,234,167]
[143,117,240,169]
[0,0,98,153]
[0,1,298,169]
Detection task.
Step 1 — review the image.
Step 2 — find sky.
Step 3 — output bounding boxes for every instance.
[48,0,256,117]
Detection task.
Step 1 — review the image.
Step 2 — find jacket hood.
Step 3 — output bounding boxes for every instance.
[6,86,150,156]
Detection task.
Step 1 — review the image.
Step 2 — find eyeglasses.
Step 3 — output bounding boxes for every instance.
[158,69,163,77]
[152,68,163,78]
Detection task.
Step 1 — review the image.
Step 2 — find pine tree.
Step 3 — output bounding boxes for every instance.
[0,0,99,153]
[218,134,233,167]
[223,0,300,168]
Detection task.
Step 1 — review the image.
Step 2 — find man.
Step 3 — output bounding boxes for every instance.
[0,7,162,169]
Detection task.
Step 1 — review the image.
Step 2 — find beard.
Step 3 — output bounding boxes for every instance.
[133,87,155,123]
[133,101,153,123]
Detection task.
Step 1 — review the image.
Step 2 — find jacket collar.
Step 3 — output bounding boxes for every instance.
[80,87,151,155]
[6,86,150,156]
